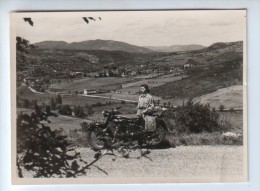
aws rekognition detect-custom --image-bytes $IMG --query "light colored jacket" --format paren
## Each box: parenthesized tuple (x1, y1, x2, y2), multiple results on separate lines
(137, 93, 155, 116)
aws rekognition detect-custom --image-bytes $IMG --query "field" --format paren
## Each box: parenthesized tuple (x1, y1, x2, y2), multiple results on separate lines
(17, 86, 51, 101)
(48, 73, 184, 95)
(49, 77, 135, 92)
(120, 75, 184, 94)
(197, 85, 243, 109)
(62, 95, 120, 106)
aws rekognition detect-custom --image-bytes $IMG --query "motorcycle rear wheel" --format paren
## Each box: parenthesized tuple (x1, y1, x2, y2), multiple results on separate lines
(86, 127, 106, 150)
(148, 124, 166, 146)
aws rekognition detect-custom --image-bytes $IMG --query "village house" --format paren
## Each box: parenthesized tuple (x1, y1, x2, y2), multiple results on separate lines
(23, 77, 38, 84)
(83, 89, 98, 95)
(83, 89, 108, 95)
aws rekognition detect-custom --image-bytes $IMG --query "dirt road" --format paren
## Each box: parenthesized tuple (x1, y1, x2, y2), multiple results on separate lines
(77, 145, 246, 182)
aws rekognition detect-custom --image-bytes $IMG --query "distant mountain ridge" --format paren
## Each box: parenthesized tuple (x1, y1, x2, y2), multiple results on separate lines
(34, 39, 206, 53)
(34, 39, 152, 53)
(33, 39, 241, 53)
(145, 44, 206, 52)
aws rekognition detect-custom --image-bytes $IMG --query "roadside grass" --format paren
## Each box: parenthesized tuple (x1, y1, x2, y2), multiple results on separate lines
(17, 104, 243, 148)
(165, 132, 243, 147)
(66, 110, 243, 148)
(163, 110, 243, 147)
(218, 110, 243, 134)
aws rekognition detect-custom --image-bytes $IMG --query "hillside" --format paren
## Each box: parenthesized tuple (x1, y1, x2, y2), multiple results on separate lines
(196, 85, 243, 109)
(150, 41, 243, 99)
(34, 41, 69, 49)
(34, 39, 152, 53)
(146, 44, 205, 52)
(19, 40, 243, 102)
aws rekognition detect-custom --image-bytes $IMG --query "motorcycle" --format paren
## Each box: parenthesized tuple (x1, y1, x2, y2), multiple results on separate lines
(81, 108, 172, 150)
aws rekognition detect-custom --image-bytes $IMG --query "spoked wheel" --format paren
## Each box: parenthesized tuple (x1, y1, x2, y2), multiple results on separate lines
(148, 124, 166, 146)
(86, 127, 107, 150)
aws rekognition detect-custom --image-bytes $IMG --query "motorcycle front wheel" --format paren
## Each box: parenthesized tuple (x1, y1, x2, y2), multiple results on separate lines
(86, 127, 107, 150)
(148, 124, 166, 146)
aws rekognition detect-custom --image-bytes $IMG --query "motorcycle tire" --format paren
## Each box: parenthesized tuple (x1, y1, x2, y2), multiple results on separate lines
(86, 127, 106, 150)
(149, 124, 166, 146)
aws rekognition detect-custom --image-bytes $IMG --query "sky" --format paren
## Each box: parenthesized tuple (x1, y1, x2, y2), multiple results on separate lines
(13, 10, 246, 47)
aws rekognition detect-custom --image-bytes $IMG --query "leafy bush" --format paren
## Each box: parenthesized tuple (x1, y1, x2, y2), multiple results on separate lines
(17, 112, 83, 177)
(16, 109, 107, 178)
(172, 99, 221, 134)
(58, 105, 72, 116)
(219, 104, 225, 111)
(50, 97, 56, 110)
(56, 94, 62, 104)
(73, 106, 86, 117)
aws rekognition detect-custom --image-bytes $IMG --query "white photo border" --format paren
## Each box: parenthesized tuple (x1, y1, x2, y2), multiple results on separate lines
(1, 0, 260, 191)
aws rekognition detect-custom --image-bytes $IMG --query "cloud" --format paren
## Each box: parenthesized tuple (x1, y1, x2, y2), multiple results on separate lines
(14, 10, 246, 46)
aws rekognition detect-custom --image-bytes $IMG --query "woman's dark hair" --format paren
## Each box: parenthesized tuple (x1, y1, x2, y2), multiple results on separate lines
(140, 84, 150, 93)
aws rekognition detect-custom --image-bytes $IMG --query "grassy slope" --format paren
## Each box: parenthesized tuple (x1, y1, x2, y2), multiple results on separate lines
(151, 43, 243, 99)
(196, 85, 243, 109)
(17, 86, 51, 101)
(151, 65, 242, 99)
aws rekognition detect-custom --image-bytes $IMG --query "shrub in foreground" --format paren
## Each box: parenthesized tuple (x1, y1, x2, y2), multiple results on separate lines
(164, 99, 229, 135)
(177, 99, 223, 134)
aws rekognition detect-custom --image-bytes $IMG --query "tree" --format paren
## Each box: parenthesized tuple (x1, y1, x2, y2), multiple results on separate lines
(219, 104, 225, 111)
(58, 105, 72, 116)
(50, 97, 56, 110)
(16, 36, 37, 71)
(23, 99, 30, 108)
(56, 94, 62, 104)
(46, 105, 51, 115)
(73, 106, 86, 117)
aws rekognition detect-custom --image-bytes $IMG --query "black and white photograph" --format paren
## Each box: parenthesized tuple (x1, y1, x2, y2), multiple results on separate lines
(11, 10, 247, 184)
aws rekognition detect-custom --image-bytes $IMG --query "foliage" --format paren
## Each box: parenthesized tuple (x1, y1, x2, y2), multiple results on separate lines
(50, 97, 56, 109)
(16, 36, 37, 71)
(73, 106, 86, 117)
(172, 99, 222, 134)
(16, 110, 92, 177)
(56, 94, 62, 104)
(219, 104, 225, 111)
(23, 99, 30, 108)
(45, 105, 51, 115)
(58, 105, 72, 116)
